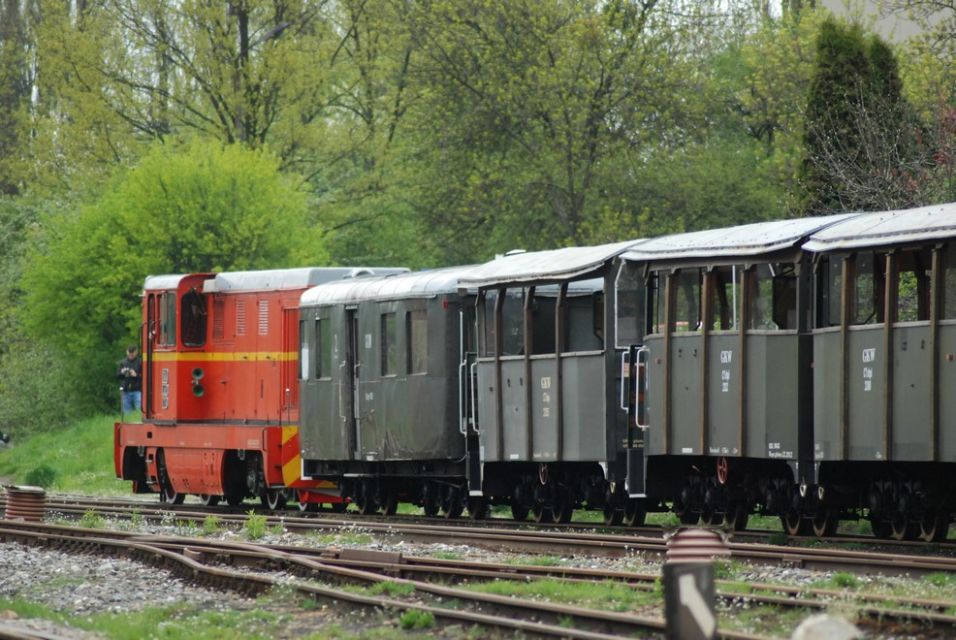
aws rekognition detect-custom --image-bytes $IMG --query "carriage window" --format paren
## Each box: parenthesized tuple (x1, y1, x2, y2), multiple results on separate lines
(709, 266, 737, 331)
(817, 256, 843, 328)
(407, 309, 428, 374)
(647, 272, 665, 335)
(318, 317, 332, 378)
(300, 320, 310, 380)
(615, 262, 644, 346)
(565, 292, 604, 352)
(381, 313, 397, 375)
(852, 251, 885, 325)
(159, 292, 177, 346)
(181, 289, 207, 347)
(675, 269, 702, 332)
(895, 249, 931, 323)
(749, 263, 797, 330)
(942, 247, 956, 320)
(530, 293, 556, 355)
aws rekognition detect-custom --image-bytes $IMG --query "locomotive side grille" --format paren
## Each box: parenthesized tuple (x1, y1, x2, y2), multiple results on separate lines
(236, 300, 246, 336)
(259, 300, 269, 335)
(213, 298, 225, 340)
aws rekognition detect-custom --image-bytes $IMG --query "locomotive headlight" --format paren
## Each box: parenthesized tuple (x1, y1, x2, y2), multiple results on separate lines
(192, 367, 205, 397)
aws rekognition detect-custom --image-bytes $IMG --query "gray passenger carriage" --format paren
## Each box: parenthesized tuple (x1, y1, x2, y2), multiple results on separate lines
(617, 216, 852, 530)
(804, 203, 956, 541)
(458, 241, 641, 524)
(297, 266, 480, 517)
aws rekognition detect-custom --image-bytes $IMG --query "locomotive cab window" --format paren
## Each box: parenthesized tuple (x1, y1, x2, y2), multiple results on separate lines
(181, 289, 207, 347)
(646, 272, 665, 335)
(159, 291, 177, 346)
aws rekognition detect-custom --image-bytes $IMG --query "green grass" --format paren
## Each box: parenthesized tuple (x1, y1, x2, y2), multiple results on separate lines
(244, 511, 268, 540)
(0, 414, 127, 495)
(462, 579, 659, 612)
(0, 598, 283, 640)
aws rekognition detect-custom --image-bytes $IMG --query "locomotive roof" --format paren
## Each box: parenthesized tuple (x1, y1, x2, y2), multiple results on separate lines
(620, 214, 855, 262)
(457, 240, 642, 289)
(144, 267, 408, 293)
(299, 265, 477, 307)
(802, 202, 956, 252)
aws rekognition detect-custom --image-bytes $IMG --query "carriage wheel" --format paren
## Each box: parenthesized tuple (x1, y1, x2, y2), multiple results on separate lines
(532, 504, 552, 523)
(603, 506, 623, 526)
(622, 499, 647, 527)
(511, 502, 530, 522)
(467, 497, 489, 520)
(728, 504, 749, 532)
(812, 508, 838, 538)
(919, 511, 949, 543)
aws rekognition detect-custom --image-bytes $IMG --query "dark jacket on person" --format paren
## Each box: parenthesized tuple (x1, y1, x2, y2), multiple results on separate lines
(117, 356, 143, 392)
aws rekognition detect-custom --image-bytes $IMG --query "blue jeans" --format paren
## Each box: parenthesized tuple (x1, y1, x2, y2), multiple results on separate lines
(122, 390, 142, 421)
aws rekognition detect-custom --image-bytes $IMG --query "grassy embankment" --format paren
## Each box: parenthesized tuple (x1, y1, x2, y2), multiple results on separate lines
(0, 414, 127, 494)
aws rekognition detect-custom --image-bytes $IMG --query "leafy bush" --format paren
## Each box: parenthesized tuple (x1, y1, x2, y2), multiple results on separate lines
(24, 464, 57, 488)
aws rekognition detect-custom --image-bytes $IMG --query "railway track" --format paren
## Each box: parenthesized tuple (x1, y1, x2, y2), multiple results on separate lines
(0, 519, 768, 640)
(2, 518, 955, 638)
(17, 494, 956, 577)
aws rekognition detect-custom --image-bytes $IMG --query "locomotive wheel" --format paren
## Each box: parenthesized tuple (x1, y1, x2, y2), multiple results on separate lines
(157, 452, 184, 505)
(532, 504, 552, 523)
(199, 494, 220, 507)
(262, 489, 287, 511)
(467, 497, 489, 520)
(161, 484, 185, 505)
(296, 490, 319, 513)
(811, 508, 838, 537)
(329, 501, 348, 513)
(622, 499, 646, 527)
(603, 507, 623, 526)
(225, 492, 245, 507)
(919, 511, 949, 543)
(443, 501, 464, 519)
(511, 503, 529, 522)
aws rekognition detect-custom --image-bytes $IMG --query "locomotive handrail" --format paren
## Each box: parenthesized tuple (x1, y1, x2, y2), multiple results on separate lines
(338, 361, 347, 423)
(635, 346, 649, 431)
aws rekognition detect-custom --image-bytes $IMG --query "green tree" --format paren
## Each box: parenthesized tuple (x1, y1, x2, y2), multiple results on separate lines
(801, 18, 928, 213)
(21, 139, 321, 416)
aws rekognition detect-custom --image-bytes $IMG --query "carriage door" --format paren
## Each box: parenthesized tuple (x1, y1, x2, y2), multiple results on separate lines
(346, 308, 361, 459)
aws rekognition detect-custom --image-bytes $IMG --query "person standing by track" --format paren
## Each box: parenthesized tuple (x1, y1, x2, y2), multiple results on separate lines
(117, 345, 142, 422)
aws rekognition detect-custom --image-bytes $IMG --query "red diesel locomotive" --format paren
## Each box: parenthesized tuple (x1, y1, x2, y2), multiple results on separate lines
(113, 267, 404, 509)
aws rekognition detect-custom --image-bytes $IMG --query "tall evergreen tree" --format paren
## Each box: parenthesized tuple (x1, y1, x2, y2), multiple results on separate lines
(801, 18, 928, 214)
